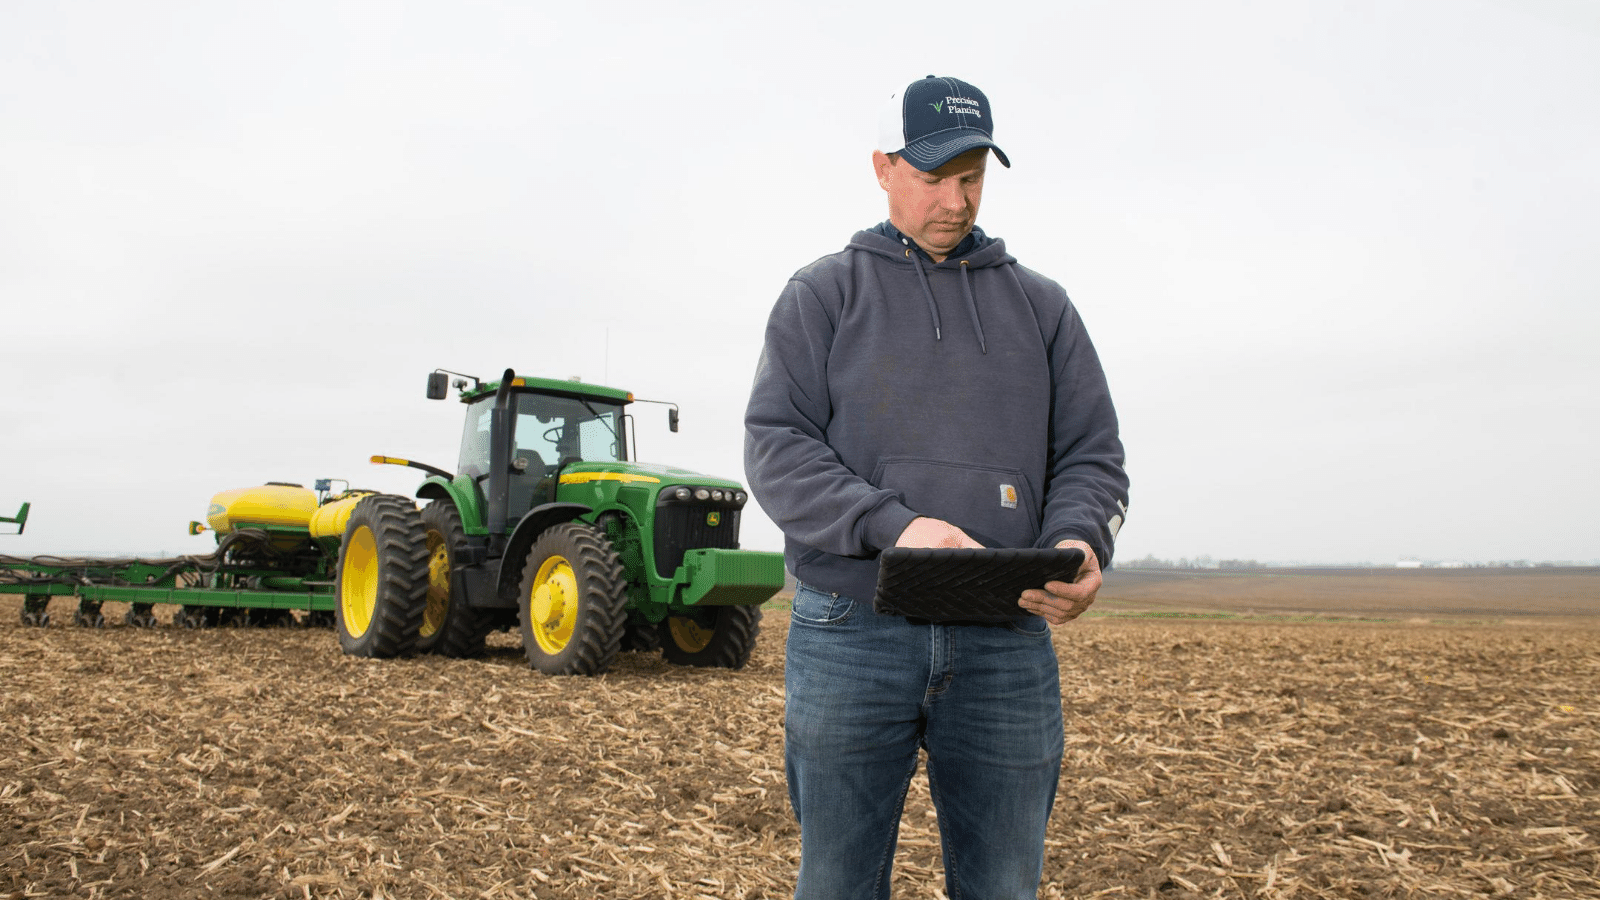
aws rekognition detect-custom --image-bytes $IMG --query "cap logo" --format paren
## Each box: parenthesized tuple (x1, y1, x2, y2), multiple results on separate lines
(947, 96, 982, 118)
(930, 100, 944, 113)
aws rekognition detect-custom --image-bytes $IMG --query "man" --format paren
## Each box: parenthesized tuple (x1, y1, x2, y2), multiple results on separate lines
(744, 75, 1129, 898)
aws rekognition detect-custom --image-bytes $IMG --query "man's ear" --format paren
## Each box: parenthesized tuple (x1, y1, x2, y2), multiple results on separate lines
(872, 150, 894, 191)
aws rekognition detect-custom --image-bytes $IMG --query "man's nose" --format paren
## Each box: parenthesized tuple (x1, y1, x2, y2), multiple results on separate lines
(936, 183, 967, 210)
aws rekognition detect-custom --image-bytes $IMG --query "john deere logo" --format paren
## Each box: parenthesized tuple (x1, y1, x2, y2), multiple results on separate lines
(706, 511, 721, 527)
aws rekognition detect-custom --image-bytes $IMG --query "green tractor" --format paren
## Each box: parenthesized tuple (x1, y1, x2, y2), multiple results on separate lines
(335, 368, 786, 676)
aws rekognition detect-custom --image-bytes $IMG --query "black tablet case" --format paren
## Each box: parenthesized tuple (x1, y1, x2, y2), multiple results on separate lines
(872, 547, 1086, 623)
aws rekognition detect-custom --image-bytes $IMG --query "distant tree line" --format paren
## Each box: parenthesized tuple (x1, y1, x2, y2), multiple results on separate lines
(1117, 554, 1264, 570)
(1118, 556, 1590, 570)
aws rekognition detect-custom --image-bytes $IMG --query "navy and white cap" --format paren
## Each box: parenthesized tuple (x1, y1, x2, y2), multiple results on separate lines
(877, 75, 1011, 172)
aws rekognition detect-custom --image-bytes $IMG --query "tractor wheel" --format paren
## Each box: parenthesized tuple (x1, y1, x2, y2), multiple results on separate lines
(416, 501, 491, 657)
(620, 616, 662, 653)
(662, 605, 763, 669)
(335, 494, 429, 658)
(517, 522, 627, 676)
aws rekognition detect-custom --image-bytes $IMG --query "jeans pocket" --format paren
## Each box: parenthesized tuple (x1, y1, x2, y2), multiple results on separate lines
(1006, 615, 1052, 637)
(790, 583, 855, 626)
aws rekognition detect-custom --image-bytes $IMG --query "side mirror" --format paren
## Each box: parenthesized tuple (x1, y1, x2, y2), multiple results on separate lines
(668, 408, 680, 433)
(426, 372, 448, 400)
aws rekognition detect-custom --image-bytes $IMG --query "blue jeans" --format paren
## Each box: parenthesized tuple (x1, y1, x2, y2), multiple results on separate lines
(785, 583, 1065, 900)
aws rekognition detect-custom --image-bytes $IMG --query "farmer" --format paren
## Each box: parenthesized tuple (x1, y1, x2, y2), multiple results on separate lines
(744, 75, 1131, 898)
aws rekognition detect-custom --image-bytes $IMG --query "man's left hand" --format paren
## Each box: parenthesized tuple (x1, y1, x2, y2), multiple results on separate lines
(1018, 540, 1101, 625)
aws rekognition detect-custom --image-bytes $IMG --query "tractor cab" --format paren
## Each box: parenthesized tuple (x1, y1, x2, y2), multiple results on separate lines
(455, 387, 628, 516)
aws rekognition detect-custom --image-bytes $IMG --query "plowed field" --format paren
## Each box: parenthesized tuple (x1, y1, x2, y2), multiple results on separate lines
(3, 569, 1596, 899)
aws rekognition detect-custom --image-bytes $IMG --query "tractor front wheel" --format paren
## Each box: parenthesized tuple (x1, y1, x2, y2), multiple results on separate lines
(517, 522, 627, 676)
(416, 501, 490, 657)
(335, 494, 428, 658)
(662, 605, 763, 669)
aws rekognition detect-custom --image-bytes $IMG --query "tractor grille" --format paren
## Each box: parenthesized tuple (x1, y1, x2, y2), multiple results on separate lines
(653, 505, 741, 577)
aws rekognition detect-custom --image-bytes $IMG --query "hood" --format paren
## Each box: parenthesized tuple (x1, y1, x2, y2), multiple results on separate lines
(845, 224, 1017, 353)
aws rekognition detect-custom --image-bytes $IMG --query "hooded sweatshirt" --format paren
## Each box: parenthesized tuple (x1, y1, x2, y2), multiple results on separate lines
(744, 223, 1129, 605)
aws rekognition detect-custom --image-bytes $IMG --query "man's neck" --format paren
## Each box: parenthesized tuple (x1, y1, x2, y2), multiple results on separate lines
(880, 220, 982, 263)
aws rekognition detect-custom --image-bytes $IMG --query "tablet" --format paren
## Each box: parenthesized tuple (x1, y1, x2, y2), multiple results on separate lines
(872, 546, 1086, 623)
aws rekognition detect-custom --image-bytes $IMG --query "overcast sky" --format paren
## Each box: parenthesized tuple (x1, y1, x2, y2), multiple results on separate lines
(4, 0, 1596, 565)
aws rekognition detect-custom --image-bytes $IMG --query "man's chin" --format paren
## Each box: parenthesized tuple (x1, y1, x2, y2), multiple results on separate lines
(924, 227, 970, 252)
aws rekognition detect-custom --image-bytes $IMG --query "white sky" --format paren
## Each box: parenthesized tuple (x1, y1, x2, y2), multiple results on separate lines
(3, 0, 1596, 565)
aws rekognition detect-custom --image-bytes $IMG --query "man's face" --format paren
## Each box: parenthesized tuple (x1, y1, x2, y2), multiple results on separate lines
(873, 147, 988, 262)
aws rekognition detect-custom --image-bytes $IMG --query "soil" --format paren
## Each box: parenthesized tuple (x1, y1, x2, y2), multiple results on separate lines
(2, 570, 1597, 899)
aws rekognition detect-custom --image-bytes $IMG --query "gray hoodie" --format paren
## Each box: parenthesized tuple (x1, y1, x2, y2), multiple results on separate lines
(744, 224, 1129, 604)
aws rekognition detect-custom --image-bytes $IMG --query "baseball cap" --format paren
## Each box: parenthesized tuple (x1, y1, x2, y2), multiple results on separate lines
(877, 75, 1011, 171)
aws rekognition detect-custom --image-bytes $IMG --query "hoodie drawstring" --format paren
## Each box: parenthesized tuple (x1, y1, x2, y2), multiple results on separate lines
(907, 249, 943, 342)
(960, 260, 987, 354)
(907, 249, 987, 354)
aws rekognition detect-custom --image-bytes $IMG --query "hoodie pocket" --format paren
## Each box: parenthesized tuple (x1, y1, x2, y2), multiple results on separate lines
(871, 456, 1040, 549)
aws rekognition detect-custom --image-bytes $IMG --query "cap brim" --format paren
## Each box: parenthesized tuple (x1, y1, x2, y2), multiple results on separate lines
(899, 131, 1011, 171)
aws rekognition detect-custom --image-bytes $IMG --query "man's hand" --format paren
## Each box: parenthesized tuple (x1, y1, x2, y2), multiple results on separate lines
(895, 516, 983, 549)
(1018, 539, 1101, 625)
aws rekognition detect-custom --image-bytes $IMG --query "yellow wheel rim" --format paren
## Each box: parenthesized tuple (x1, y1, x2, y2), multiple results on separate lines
(422, 529, 449, 639)
(340, 525, 378, 638)
(668, 615, 715, 654)
(530, 554, 578, 654)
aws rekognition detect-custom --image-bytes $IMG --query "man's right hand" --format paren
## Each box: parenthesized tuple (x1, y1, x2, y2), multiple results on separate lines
(895, 516, 984, 549)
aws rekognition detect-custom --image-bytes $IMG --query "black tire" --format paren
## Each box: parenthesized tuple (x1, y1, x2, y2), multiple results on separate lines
(620, 616, 662, 653)
(334, 494, 429, 658)
(74, 601, 105, 628)
(662, 605, 763, 669)
(21, 596, 50, 627)
(126, 604, 160, 628)
(175, 605, 223, 628)
(518, 522, 627, 676)
(416, 501, 491, 657)
(243, 608, 295, 628)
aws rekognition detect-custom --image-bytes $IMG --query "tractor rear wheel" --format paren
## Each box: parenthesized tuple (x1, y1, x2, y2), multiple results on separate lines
(662, 605, 763, 669)
(518, 522, 627, 676)
(335, 494, 428, 658)
(416, 501, 490, 657)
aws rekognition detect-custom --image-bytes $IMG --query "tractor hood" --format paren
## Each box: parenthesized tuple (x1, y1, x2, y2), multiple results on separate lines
(553, 460, 751, 520)
(557, 461, 744, 490)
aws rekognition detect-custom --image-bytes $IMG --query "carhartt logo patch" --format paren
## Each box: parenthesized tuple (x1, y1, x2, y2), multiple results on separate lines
(999, 484, 1018, 509)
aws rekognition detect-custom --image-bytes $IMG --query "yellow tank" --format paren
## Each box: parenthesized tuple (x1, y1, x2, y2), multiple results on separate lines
(307, 493, 375, 540)
(206, 483, 318, 534)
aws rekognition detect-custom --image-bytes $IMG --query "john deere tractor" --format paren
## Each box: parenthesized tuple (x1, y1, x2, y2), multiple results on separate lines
(335, 368, 785, 676)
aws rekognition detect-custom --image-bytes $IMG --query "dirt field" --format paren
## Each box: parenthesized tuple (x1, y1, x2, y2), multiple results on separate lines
(1096, 567, 1600, 624)
(2, 570, 1597, 899)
